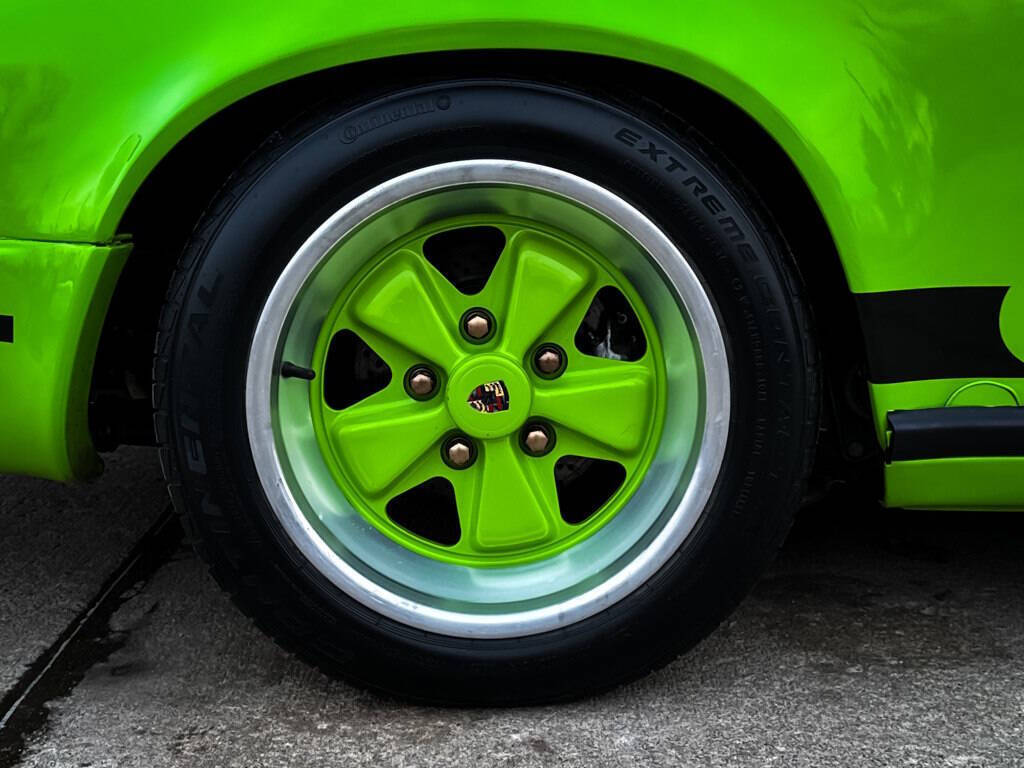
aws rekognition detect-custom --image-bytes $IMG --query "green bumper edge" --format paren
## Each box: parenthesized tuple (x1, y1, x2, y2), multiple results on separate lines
(871, 380, 1024, 510)
(885, 458, 1024, 511)
(0, 238, 130, 481)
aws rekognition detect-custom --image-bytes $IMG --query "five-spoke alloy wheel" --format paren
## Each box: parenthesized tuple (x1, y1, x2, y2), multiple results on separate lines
(157, 79, 817, 703)
(249, 160, 724, 634)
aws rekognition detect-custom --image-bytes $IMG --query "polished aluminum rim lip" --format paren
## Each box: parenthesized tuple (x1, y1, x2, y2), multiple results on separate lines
(246, 160, 730, 638)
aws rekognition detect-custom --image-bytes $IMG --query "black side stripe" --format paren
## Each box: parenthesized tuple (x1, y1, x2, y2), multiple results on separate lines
(0, 315, 12, 343)
(855, 286, 1024, 383)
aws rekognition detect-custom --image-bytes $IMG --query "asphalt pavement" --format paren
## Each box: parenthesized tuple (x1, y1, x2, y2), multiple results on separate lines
(1, 447, 1022, 767)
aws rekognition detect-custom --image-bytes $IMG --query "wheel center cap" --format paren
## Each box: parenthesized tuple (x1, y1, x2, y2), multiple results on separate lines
(446, 355, 531, 439)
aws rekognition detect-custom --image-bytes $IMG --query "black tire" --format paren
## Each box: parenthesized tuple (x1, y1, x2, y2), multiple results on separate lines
(154, 79, 818, 705)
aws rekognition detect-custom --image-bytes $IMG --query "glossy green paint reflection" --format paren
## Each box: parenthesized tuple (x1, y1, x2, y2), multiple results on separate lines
(310, 217, 668, 566)
(2, 0, 1024, 508)
(0, 239, 128, 480)
(3, 2, 1023, 302)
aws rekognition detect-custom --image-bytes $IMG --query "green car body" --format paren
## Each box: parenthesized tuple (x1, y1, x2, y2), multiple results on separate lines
(2, 0, 1023, 509)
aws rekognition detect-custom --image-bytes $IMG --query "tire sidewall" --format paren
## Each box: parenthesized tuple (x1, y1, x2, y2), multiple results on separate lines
(161, 79, 814, 702)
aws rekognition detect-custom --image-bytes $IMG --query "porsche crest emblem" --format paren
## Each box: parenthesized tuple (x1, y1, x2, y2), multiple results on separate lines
(467, 380, 510, 413)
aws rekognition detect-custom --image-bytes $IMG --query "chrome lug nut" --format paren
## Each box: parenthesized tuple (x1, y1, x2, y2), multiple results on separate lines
(525, 429, 549, 454)
(532, 346, 565, 378)
(406, 367, 436, 398)
(522, 424, 554, 457)
(460, 308, 496, 343)
(536, 350, 561, 374)
(410, 372, 434, 395)
(443, 436, 476, 469)
(464, 311, 491, 340)
(462, 309, 497, 344)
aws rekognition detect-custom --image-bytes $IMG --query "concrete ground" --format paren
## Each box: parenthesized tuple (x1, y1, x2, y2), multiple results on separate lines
(0, 448, 166, 695)
(1, 447, 1023, 767)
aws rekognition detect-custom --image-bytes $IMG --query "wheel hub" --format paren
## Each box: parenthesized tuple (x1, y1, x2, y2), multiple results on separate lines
(446, 354, 531, 439)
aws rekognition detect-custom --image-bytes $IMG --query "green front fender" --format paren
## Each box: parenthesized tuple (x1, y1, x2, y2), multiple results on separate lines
(2, 0, 1024, 501)
(1, 3, 856, 247)
(5, 0, 1021, 279)
(0, 239, 129, 481)
(4, 2, 1024, 318)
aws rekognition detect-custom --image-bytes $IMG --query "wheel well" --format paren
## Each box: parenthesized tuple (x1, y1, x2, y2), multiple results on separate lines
(92, 49, 876, 490)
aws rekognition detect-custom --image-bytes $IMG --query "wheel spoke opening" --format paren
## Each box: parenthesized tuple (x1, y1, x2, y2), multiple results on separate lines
(422, 225, 506, 295)
(386, 477, 461, 546)
(575, 285, 648, 361)
(554, 456, 627, 524)
(322, 329, 392, 410)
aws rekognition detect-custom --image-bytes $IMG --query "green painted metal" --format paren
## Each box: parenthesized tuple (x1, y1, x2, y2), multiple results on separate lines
(1, 0, 1023, 509)
(0, 239, 129, 481)
(308, 217, 667, 565)
(873, 379, 1024, 508)
(2, 2, 1022, 300)
(885, 457, 1024, 511)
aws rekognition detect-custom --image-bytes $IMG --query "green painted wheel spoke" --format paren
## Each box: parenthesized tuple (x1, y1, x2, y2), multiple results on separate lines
(529, 285, 603, 355)
(492, 229, 595, 358)
(547, 425, 627, 464)
(352, 249, 463, 370)
(465, 437, 559, 553)
(386, 453, 452, 502)
(533, 360, 654, 455)
(326, 395, 454, 495)
(309, 211, 669, 567)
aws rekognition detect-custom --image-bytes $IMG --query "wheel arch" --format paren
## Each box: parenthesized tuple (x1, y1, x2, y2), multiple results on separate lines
(93, 50, 869, 487)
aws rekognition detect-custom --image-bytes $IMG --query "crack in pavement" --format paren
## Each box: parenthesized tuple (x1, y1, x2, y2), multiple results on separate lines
(0, 508, 181, 767)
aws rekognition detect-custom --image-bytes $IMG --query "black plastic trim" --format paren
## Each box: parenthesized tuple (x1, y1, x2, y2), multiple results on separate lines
(856, 287, 1024, 383)
(888, 406, 1024, 461)
(0, 314, 12, 343)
